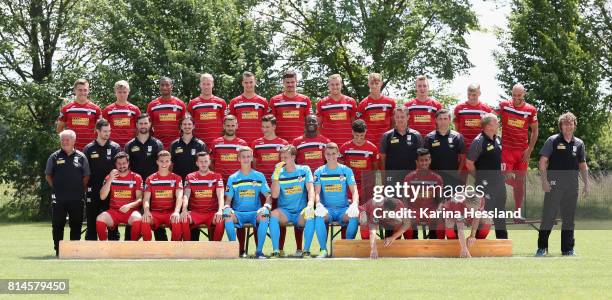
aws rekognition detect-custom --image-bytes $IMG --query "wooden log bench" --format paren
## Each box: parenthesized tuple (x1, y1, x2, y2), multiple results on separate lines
(332, 239, 512, 258)
(59, 241, 239, 259)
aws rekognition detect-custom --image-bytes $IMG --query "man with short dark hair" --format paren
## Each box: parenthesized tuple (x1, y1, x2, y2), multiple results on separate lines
(269, 70, 312, 142)
(146, 77, 187, 148)
(229, 72, 269, 144)
(169, 115, 207, 180)
(56, 79, 102, 150)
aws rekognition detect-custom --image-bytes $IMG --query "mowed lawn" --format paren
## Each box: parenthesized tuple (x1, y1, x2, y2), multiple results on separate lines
(1, 223, 611, 299)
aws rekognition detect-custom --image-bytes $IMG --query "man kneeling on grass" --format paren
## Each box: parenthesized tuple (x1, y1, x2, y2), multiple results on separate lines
(360, 197, 412, 259)
(441, 192, 492, 258)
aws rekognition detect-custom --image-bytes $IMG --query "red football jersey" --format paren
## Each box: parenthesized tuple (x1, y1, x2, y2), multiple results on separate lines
(316, 96, 357, 146)
(404, 98, 442, 136)
(497, 100, 538, 151)
(292, 135, 331, 172)
(228, 94, 269, 144)
(251, 137, 289, 180)
(184, 171, 224, 213)
(269, 93, 312, 142)
(453, 101, 494, 149)
(339, 140, 380, 186)
(102, 102, 141, 148)
(144, 172, 183, 213)
(210, 137, 249, 181)
(188, 95, 226, 146)
(403, 170, 443, 207)
(357, 95, 396, 145)
(58, 100, 102, 150)
(106, 171, 143, 210)
(146, 96, 187, 148)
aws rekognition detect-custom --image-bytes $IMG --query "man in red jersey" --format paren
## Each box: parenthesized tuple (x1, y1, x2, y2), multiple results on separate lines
(180, 152, 225, 241)
(141, 150, 183, 241)
(270, 70, 312, 142)
(102, 80, 141, 148)
(57, 79, 101, 150)
(251, 114, 289, 181)
(340, 119, 380, 239)
(229, 72, 269, 144)
(361, 197, 412, 259)
(146, 77, 186, 148)
(404, 75, 442, 137)
(293, 114, 331, 172)
(96, 152, 144, 241)
(497, 83, 538, 220)
(453, 83, 494, 151)
(357, 73, 395, 145)
(316, 74, 357, 146)
(210, 115, 249, 182)
(188, 73, 226, 146)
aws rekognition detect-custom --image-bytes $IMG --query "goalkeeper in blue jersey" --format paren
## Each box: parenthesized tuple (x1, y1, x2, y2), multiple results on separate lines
(311, 142, 360, 258)
(268, 145, 316, 258)
(224, 146, 271, 259)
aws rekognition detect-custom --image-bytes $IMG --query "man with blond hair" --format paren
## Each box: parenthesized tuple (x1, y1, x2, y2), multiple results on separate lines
(102, 80, 141, 148)
(188, 73, 227, 146)
(57, 79, 102, 150)
(404, 75, 442, 137)
(316, 74, 358, 146)
(357, 73, 395, 145)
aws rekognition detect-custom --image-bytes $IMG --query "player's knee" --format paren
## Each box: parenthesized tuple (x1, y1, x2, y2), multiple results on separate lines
(270, 209, 281, 218)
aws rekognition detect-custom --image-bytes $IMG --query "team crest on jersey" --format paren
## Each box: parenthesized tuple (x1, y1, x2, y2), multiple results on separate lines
(340, 174, 345, 181)
(298, 175, 304, 182)
(131, 146, 140, 152)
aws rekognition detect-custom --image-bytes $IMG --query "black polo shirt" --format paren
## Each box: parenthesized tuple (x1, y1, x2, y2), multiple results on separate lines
(83, 139, 121, 188)
(45, 149, 90, 201)
(467, 132, 503, 184)
(380, 128, 422, 171)
(424, 129, 465, 171)
(539, 133, 586, 185)
(170, 136, 207, 179)
(125, 136, 164, 180)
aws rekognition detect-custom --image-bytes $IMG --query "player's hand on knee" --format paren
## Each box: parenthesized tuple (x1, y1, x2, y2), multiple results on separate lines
(302, 205, 315, 220)
(180, 211, 190, 223)
(214, 209, 223, 223)
(314, 202, 328, 217)
(346, 204, 359, 218)
(119, 204, 131, 213)
(171, 211, 180, 223)
(257, 203, 271, 218)
(223, 206, 234, 218)
(142, 211, 152, 223)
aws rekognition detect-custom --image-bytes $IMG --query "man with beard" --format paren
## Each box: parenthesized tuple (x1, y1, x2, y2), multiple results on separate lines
(169, 116, 207, 179)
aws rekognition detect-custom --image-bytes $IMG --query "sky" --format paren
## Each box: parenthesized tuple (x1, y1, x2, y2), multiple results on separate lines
(446, 0, 511, 105)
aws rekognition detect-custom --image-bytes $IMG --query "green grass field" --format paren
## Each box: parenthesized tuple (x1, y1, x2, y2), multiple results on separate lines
(1, 223, 611, 299)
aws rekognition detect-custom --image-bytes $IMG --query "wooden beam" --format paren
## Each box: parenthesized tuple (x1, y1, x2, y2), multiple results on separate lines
(332, 239, 512, 258)
(59, 241, 239, 259)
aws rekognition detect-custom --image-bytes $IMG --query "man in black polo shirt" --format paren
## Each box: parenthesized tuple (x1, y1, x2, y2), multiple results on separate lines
(170, 115, 207, 179)
(536, 112, 588, 257)
(45, 130, 90, 256)
(424, 108, 466, 189)
(380, 106, 423, 185)
(125, 113, 166, 240)
(466, 113, 507, 239)
(83, 118, 121, 240)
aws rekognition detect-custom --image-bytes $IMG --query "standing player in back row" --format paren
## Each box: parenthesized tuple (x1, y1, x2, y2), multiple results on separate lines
(357, 73, 395, 145)
(269, 70, 312, 142)
(229, 72, 269, 144)
(404, 75, 442, 137)
(316, 74, 358, 146)
(102, 80, 141, 148)
(497, 83, 538, 220)
(146, 77, 186, 148)
(188, 73, 227, 146)
(57, 79, 101, 150)
(453, 83, 494, 155)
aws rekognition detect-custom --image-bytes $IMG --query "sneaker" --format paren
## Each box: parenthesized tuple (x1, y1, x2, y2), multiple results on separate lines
(270, 251, 281, 259)
(255, 252, 267, 259)
(279, 250, 286, 257)
(294, 250, 303, 258)
(562, 249, 576, 256)
(302, 251, 311, 258)
(316, 250, 328, 259)
(240, 252, 248, 258)
(534, 248, 548, 257)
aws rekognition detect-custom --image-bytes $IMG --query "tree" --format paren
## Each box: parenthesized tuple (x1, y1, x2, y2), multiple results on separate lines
(266, 0, 478, 100)
(0, 0, 92, 219)
(495, 0, 610, 152)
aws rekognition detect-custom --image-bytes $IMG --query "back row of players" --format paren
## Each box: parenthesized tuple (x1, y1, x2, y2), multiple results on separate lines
(54, 71, 539, 257)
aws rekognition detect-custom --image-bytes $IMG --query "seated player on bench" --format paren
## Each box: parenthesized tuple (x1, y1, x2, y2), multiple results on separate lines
(141, 150, 184, 241)
(311, 142, 360, 258)
(403, 148, 445, 239)
(268, 145, 315, 258)
(180, 151, 225, 241)
(441, 192, 492, 258)
(96, 152, 144, 241)
(223, 146, 271, 258)
(360, 197, 412, 259)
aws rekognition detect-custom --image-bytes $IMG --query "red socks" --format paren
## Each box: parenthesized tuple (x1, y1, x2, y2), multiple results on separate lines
(96, 221, 108, 241)
(181, 221, 192, 241)
(141, 222, 152, 241)
(130, 220, 142, 241)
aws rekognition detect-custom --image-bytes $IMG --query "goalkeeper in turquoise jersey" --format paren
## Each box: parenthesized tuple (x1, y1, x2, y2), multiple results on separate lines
(268, 145, 315, 258)
(311, 142, 360, 258)
(223, 146, 271, 258)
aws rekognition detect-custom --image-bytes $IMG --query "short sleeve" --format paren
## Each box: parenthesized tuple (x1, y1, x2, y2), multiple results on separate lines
(144, 178, 151, 192)
(225, 178, 235, 198)
(577, 141, 587, 163)
(313, 169, 322, 186)
(304, 166, 314, 183)
(345, 167, 356, 185)
(530, 107, 538, 124)
(539, 136, 555, 158)
(260, 174, 271, 195)
(58, 105, 67, 122)
(216, 174, 224, 188)
(175, 176, 183, 189)
(467, 138, 483, 162)
(45, 155, 55, 175)
(379, 132, 389, 154)
(136, 175, 144, 191)
(81, 155, 91, 177)
(456, 134, 466, 154)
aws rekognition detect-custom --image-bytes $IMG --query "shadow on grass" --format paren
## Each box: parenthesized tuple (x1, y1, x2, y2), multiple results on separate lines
(21, 255, 57, 260)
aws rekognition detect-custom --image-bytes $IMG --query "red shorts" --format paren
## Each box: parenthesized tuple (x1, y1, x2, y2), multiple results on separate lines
(502, 148, 528, 172)
(106, 209, 137, 226)
(189, 211, 221, 228)
(441, 198, 485, 224)
(150, 211, 174, 229)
